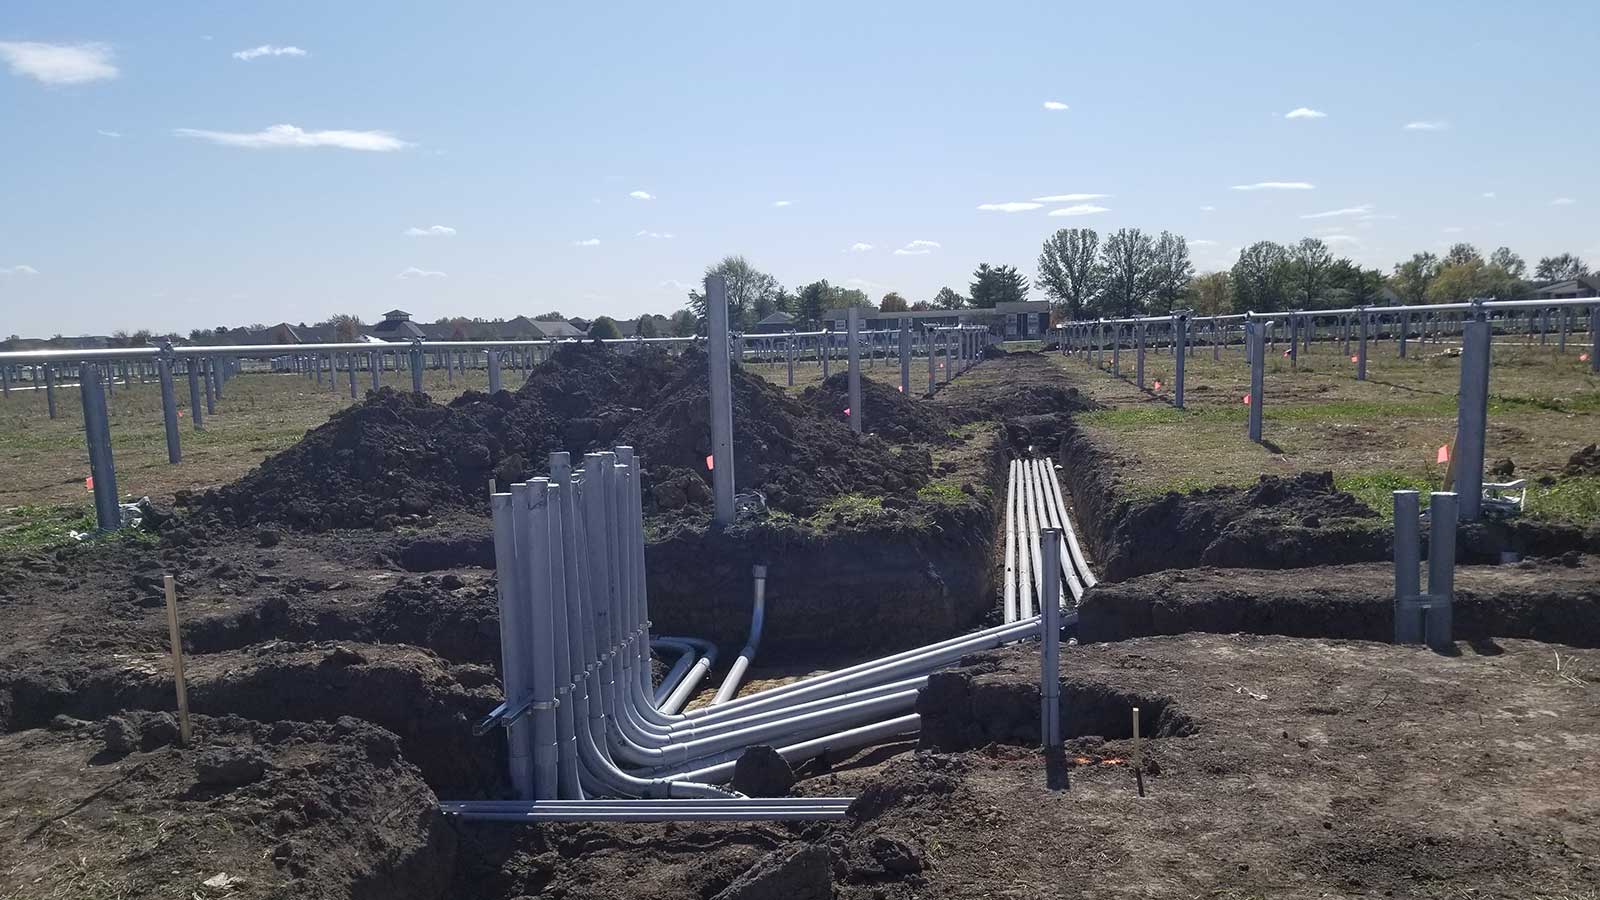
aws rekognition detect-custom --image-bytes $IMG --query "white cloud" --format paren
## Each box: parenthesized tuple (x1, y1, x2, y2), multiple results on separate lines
(0, 41, 118, 85)
(1190, 239, 1218, 246)
(976, 201, 1043, 212)
(772, 200, 792, 207)
(1356, 212, 1397, 221)
(1032, 193, 1109, 203)
(96, 129, 121, 138)
(1042, 100, 1069, 111)
(629, 190, 654, 200)
(848, 242, 874, 252)
(1231, 181, 1315, 191)
(1481, 192, 1496, 199)
(1285, 107, 1326, 119)
(1403, 121, 1447, 131)
(174, 124, 411, 151)
(1300, 204, 1373, 219)
(893, 240, 940, 256)
(1551, 197, 1576, 206)
(1047, 204, 1110, 216)
(572, 238, 601, 247)
(397, 267, 446, 279)
(1, 264, 40, 276)
(635, 230, 674, 239)
(1199, 205, 1216, 211)
(404, 225, 456, 237)
(232, 44, 307, 61)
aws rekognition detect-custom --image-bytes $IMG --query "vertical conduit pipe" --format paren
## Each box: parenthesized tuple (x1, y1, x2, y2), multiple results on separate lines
(490, 491, 535, 799)
(1040, 527, 1062, 749)
(711, 565, 767, 705)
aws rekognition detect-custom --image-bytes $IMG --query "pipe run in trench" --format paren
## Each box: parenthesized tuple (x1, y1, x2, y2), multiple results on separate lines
(1004, 457, 1097, 624)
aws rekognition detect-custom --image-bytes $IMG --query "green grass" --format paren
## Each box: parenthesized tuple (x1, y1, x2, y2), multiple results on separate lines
(1335, 471, 1438, 520)
(916, 479, 972, 506)
(808, 492, 887, 527)
(1526, 475, 1600, 522)
(0, 503, 159, 554)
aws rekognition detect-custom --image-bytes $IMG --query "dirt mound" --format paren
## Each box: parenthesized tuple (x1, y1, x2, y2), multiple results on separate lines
(3, 713, 451, 900)
(1095, 471, 1387, 579)
(799, 372, 953, 444)
(1566, 443, 1600, 476)
(621, 349, 933, 516)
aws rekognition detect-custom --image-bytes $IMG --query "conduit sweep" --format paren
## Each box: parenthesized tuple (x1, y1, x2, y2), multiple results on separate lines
(450, 446, 1045, 823)
(1004, 457, 1097, 624)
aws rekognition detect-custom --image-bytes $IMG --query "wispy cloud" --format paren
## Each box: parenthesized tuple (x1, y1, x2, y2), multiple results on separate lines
(1481, 191, 1496, 199)
(1285, 107, 1326, 119)
(96, 129, 121, 138)
(1, 264, 40, 276)
(976, 201, 1042, 212)
(1032, 193, 1110, 203)
(772, 200, 792, 207)
(572, 238, 601, 247)
(1042, 100, 1069, 111)
(635, 230, 674, 239)
(893, 240, 940, 256)
(175, 124, 411, 151)
(1047, 204, 1110, 216)
(1322, 234, 1359, 244)
(1199, 205, 1216, 212)
(0, 41, 118, 85)
(1403, 121, 1447, 131)
(232, 44, 307, 61)
(629, 190, 654, 200)
(1551, 197, 1576, 206)
(1190, 239, 1218, 247)
(404, 224, 456, 237)
(1300, 204, 1373, 219)
(1231, 181, 1315, 191)
(848, 242, 874, 252)
(397, 266, 446, 279)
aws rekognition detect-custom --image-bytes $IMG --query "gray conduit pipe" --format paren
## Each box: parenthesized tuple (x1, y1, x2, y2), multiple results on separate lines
(441, 800, 852, 823)
(1004, 461, 1019, 623)
(650, 639, 698, 707)
(711, 565, 766, 705)
(543, 464, 585, 800)
(489, 493, 535, 799)
(1040, 459, 1098, 589)
(664, 713, 924, 784)
(1026, 460, 1079, 605)
(511, 481, 559, 800)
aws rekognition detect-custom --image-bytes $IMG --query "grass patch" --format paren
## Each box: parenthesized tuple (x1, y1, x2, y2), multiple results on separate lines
(0, 505, 97, 553)
(1335, 471, 1438, 520)
(808, 492, 887, 527)
(1526, 476, 1600, 522)
(916, 479, 971, 506)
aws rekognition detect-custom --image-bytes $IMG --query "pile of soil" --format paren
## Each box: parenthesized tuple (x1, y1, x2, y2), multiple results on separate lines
(620, 350, 933, 517)
(1566, 442, 1600, 476)
(1091, 470, 1387, 579)
(202, 343, 932, 529)
(798, 372, 953, 444)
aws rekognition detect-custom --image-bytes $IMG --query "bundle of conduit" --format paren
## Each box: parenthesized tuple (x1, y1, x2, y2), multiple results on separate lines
(1003, 457, 1097, 623)
(442, 446, 1054, 823)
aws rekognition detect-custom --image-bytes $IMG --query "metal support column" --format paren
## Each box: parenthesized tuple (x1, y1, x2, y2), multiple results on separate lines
(1392, 490, 1422, 644)
(706, 275, 736, 527)
(186, 360, 204, 430)
(1136, 324, 1146, 388)
(409, 344, 424, 394)
(1174, 313, 1188, 409)
(158, 351, 181, 464)
(80, 364, 120, 531)
(1040, 527, 1061, 749)
(1357, 312, 1369, 380)
(44, 364, 57, 418)
(1248, 322, 1264, 442)
(1455, 315, 1490, 522)
(847, 308, 862, 434)
(898, 319, 911, 396)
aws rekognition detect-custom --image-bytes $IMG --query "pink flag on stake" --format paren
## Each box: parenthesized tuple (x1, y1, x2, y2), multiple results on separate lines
(85, 476, 94, 490)
(843, 407, 851, 417)
(1436, 444, 1449, 464)
(1283, 349, 1291, 358)
(1242, 394, 1251, 405)
(1350, 355, 1358, 363)
(896, 385, 903, 393)
(1153, 380, 1162, 391)
(704, 454, 714, 471)
(1583, 353, 1591, 362)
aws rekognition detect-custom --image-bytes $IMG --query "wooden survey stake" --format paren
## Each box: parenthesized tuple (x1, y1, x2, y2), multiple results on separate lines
(163, 575, 192, 745)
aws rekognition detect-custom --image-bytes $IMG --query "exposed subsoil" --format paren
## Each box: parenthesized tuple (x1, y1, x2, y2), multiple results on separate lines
(1079, 555, 1600, 646)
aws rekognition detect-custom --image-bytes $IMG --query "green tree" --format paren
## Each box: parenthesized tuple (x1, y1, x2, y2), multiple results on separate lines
(1230, 241, 1291, 312)
(837, 288, 874, 311)
(1534, 253, 1589, 282)
(909, 300, 934, 311)
(534, 311, 566, 321)
(687, 255, 782, 329)
(1389, 252, 1441, 305)
(795, 280, 840, 326)
(1097, 229, 1156, 317)
(1037, 227, 1101, 320)
(1148, 231, 1193, 314)
(969, 263, 1030, 308)
(932, 286, 966, 309)
(669, 309, 698, 337)
(635, 314, 659, 338)
(1444, 242, 1482, 267)
(1288, 238, 1333, 307)
(879, 291, 909, 312)
(1325, 258, 1385, 308)
(1190, 271, 1233, 315)
(1489, 247, 1527, 280)
(317, 313, 365, 341)
(588, 316, 621, 339)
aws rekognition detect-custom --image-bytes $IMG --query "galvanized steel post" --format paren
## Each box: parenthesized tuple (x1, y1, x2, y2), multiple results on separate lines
(898, 319, 911, 396)
(1392, 489, 1422, 645)
(186, 360, 204, 430)
(44, 363, 57, 418)
(847, 308, 862, 434)
(1455, 313, 1490, 522)
(1248, 322, 1264, 443)
(409, 342, 424, 394)
(1136, 323, 1146, 388)
(79, 364, 121, 531)
(488, 350, 503, 393)
(1174, 312, 1188, 409)
(1357, 310, 1369, 381)
(1039, 527, 1061, 749)
(1591, 307, 1599, 373)
(926, 327, 936, 394)
(1425, 492, 1458, 651)
(706, 275, 736, 526)
(158, 348, 181, 464)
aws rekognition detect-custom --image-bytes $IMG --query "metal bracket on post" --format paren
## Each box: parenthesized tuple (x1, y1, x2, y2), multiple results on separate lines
(706, 275, 736, 527)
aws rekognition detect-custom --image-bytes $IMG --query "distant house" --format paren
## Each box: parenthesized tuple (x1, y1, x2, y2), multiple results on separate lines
(528, 319, 586, 339)
(752, 311, 796, 333)
(369, 309, 427, 342)
(1529, 276, 1600, 301)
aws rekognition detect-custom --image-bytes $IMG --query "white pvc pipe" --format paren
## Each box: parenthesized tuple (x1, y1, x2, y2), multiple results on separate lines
(711, 565, 766, 705)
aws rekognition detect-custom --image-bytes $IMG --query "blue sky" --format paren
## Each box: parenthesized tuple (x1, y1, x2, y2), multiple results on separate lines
(2, 1, 1595, 336)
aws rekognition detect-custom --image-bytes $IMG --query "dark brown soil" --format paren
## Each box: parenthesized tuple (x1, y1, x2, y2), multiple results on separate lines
(1078, 556, 1600, 646)
(798, 372, 953, 444)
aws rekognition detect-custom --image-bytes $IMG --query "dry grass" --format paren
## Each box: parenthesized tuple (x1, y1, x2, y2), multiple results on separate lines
(1045, 335, 1600, 519)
